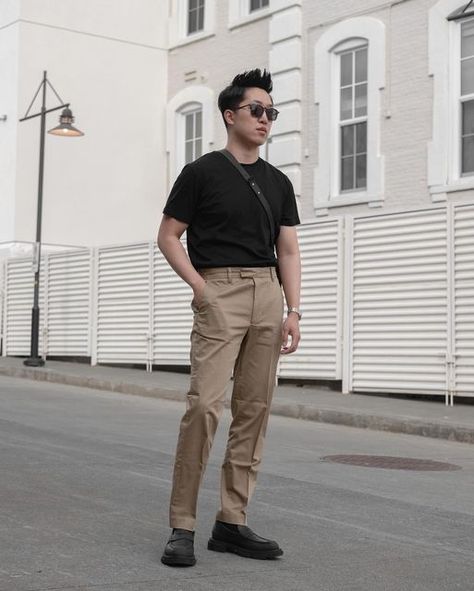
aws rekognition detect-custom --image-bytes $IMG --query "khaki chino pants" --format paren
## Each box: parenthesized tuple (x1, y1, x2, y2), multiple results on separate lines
(169, 267, 283, 531)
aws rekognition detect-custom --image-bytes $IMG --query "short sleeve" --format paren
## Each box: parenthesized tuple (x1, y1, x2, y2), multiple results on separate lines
(163, 164, 198, 224)
(280, 175, 300, 226)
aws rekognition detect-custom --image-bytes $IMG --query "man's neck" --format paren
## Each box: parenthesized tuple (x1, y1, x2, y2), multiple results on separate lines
(224, 140, 260, 164)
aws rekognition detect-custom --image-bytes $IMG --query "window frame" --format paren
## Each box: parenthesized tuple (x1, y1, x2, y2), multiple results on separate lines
(337, 45, 369, 194)
(249, 0, 269, 13)
(228, 0, 273, 30)
(182, 105, 203, 165)
(314, 20, 385, 216)
(187, 0, 205, 35)
(166, 86, 215, 188)
(428, 0, 474, 199)
(169, 0, 215, 48)
(458, 18, 474, 176)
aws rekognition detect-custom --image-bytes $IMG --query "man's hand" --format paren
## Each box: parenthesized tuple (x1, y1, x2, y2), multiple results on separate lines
(192, 277, 207, 308)
(281, 314, 300, 355)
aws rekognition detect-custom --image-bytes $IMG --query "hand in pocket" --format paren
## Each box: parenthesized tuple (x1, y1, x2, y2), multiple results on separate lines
(192, 279, 207, 310)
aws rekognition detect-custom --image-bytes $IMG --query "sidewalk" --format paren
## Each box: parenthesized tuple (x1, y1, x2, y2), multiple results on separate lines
(1, 356, 473, 444)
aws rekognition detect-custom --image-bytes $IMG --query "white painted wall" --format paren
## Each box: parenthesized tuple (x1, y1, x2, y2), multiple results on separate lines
(0, 0, 20, 243)
(3, 0, 168, 250)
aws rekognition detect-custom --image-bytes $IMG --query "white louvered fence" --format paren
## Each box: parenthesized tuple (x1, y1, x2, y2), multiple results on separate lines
(1, 203, 473, 401)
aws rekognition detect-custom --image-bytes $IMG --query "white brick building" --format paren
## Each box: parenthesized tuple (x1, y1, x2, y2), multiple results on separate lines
(3, 0, 474, 252)
(167, 0, 474, 220)
(2, 1, 473, 397)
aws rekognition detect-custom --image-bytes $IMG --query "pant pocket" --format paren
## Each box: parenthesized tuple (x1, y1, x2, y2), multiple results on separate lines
(191, 280, 211, 313)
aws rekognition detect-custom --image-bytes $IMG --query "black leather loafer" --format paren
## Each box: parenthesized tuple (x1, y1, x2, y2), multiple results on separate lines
(207, 521, 283, 560)
(161, 528, 196, 567)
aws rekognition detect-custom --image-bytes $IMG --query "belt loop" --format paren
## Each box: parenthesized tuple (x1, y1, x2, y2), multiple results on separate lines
(227, 267, 231, 284)
(270, 267, 275, 281)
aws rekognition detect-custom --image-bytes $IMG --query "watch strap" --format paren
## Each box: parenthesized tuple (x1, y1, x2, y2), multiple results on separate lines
(287, 306, 302, 320)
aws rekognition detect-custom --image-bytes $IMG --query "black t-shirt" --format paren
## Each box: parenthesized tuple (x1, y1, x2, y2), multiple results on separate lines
(163, 151, 300, 269)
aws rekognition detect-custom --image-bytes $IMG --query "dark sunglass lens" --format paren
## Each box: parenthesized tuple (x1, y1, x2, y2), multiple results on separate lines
(267, 108, 278, 121)
(250, 104, 264, 118)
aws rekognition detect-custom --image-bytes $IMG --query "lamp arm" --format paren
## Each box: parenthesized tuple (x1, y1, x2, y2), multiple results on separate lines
(20, 103, 70, 123)
(46, 78, 66, 106)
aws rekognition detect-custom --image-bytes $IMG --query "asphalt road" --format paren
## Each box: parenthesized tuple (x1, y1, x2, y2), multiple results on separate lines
(1, 375, 473, 591)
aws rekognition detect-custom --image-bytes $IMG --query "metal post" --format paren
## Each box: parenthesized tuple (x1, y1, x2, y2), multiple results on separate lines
(24, 71, 47, 367)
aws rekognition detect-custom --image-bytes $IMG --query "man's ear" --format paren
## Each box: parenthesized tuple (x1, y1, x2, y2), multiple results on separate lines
(224, 109, 235, 127)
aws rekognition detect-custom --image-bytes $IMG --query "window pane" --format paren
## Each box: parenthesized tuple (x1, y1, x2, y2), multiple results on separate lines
(340, 87, 353, 120)
(340, 53, 353, 87)
(250, 0, 268, 10)
(195, 110, 202, 138)
(355, 83, 368, 117)
(185, 113, 194, 140)
(197, 5, 204, 31)
(355, 47, 368, 83)
(356, 122, 367, 154)
(189, 0, 198, 9)
(185, 141, 193, 164)
(461, 20, 474, 59)
(461, 57, 474, 95)
(356, 154, 367, 188)
(463, 100, 474, 135)
(462, 136, 474, 173)
(195, 138, 202, 159)
(341, 157, 354, 191)
(188, 9, 197, 34)
(341, 125, 354, 157)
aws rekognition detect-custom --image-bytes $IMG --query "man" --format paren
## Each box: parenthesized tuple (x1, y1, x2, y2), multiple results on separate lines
(157, 69, 301, 567)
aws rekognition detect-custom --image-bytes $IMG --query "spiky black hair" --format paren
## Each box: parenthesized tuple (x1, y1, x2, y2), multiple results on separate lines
(218, 68, 273, 127)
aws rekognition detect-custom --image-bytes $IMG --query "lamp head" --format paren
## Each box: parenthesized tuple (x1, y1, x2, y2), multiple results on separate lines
(48, 107, 84, 136)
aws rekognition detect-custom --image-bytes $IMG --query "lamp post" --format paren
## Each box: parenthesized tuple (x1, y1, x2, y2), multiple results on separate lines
(20, 71, 84, 367)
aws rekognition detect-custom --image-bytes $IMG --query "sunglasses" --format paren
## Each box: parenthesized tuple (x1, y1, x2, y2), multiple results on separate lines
(234, 102, 279, 121)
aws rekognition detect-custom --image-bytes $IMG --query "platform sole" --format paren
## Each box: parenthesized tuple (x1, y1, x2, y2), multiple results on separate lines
(207, 537, 283, 560)
(161, 554, 196, 567)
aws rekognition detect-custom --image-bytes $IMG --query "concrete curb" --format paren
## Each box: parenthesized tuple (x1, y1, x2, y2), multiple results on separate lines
(1, 365, 474, 445)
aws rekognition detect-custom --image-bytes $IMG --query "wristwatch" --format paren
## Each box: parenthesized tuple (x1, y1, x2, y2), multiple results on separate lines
(287, 307, 302, 320)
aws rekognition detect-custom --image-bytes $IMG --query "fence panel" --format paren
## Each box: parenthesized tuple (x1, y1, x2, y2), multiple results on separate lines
(1, 204, 471, 402)
(46, 250, 91, 357)
(350, 208, 449, 395)
(0, 262, 4, 354)
(3, 257, 46, 357)
(279, 220, 343, 380)
(95, 243, 151, 364)
(153, 243, 194, 365)
(453, 203, 474, 397)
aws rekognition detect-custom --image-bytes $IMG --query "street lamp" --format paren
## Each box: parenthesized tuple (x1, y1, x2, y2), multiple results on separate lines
(19, 71, 84, 367)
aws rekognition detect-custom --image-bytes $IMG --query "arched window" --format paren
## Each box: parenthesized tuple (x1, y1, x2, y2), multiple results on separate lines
(338, 42, 368, 193)
(181, 103, 203, 165)
(429, 0, 474, 199)
(314, 17, 385, 215)
(166, 86, 214, 186)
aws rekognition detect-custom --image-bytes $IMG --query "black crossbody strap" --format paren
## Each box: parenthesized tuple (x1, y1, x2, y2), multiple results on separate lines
(219, 149, 276, 246)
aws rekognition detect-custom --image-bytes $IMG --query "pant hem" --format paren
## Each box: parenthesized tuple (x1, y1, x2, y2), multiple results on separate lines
(215, 510, 247, 525)
(170, 517, 196, 531)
